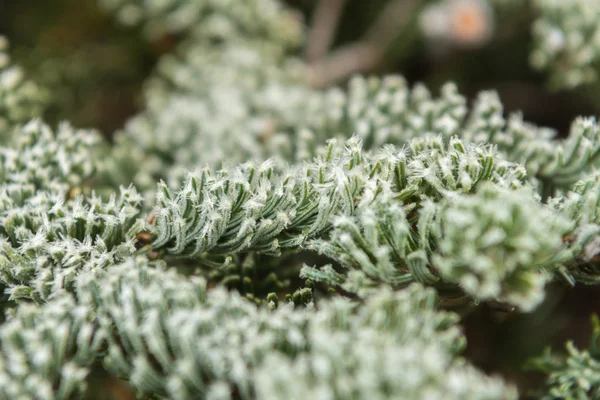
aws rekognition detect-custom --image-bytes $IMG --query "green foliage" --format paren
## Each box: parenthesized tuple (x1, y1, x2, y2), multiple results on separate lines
(0, 257, 516, 399)
(151, 137, 365, 259)
(0, 295, 100, 399)
(531, 0, 600, 89)
(0, 121, 145, 302)
(0, 120, 98, 192)
(528, 315, 600, 399)
(98, 0, 304, 47)
(462, 92, 600, 195)
(1, 0, 600, 398)
(0, 37, 47, 140)
(547, 177, 600, 286)
(303, 136, 533, 303)
(433, 184, 572, 311)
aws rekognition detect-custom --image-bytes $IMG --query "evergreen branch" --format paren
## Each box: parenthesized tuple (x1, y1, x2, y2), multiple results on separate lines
(2, 1, 600, 397)
(464, 92, 600, 193)
(528, 315, 600, 399)
(0, 121, 146, 302)
(0, 296, 101, 399)
(0, 186, 145, 302)
(305, 167, 600, 311)
(293, 79, 600, 195)
(548, 176, 600, 285)
(151, 137, 368, 259)
(152, 135, 526, 261)
(432, 183, 572, 311)
(0, 257, 516, 399)
(0, 120, 100, 194)
(283, 76, 469, 159)
(307, 180, 572, 311)
(111, 62, 600, 203)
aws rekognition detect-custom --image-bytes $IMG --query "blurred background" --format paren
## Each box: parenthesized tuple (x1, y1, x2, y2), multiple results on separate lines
(1, 0, 599, 398)
(2, 0, 599, 136)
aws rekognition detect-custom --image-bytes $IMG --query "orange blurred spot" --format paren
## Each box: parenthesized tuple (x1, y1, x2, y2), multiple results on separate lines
(451, 2, 489, 45)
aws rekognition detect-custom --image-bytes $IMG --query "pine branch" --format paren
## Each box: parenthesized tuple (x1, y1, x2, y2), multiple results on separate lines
(150, 132, 585, 311)
(111, 60, 600, 204)
(279, 76, 470, 160)
(304, 168, 600, 311)
(0, 295, 101, 399)
(432, 183, 572, 311)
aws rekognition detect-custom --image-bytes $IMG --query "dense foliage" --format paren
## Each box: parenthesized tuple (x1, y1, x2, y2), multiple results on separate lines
(1, 0, 600, 399)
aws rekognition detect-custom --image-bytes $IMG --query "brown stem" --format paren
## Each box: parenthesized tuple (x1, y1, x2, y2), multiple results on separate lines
(308, 0, 422, 88)
(305, 0, 347, 62)
(308, 42, 383, 88)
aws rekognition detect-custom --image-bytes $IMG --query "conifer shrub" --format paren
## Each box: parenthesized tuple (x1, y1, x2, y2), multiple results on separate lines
(1, 0, 600, 398)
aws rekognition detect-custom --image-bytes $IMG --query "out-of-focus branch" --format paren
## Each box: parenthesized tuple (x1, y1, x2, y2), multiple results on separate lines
(307, 42, 383, 88)
(308, 0, 422, 88)
(305, 0, 347, 62)
(363, 0, 420, 44)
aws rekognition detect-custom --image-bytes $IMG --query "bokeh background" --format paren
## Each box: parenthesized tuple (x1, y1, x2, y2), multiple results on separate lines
(1, 0, 599, 398)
